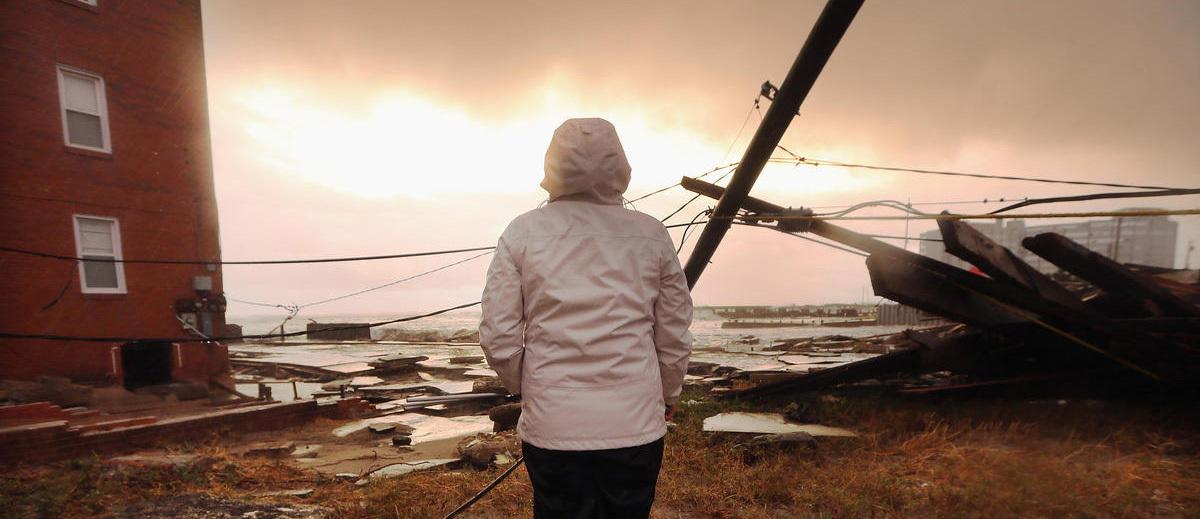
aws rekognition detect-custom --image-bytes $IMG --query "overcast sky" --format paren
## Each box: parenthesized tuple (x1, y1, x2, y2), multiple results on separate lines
(200, 0, 1200, 318)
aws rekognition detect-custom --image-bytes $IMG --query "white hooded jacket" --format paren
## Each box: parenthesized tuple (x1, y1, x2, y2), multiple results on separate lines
(479, 118, 694, 451)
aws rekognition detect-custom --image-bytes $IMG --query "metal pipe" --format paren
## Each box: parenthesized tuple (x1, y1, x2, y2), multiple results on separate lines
(683, 0, 865, 288)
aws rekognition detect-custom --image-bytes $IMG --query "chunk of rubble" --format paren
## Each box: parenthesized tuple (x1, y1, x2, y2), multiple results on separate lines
(734, 431, 819, 465)
(2, 376, 94, 407)
(357, 458, 461, 484)
(368, 423, 396, 434)
(447, 329, 481, 343)
(701, 412, 857, 437)
(349, 376, 384, 387)
(243, 442, 296, 458)
(108, 453, 217, 471)
(333, 413, 491, 441)
(471, 377, 507, 394)
(456, 431, 520, 468)
(258, 488, 314, 498)
(107, 493, 328, 519)
(292, 444, 321, 459)
(488, 402, 522, 432)
(368, 354, 428, 374)
(736, 431, 817, 450)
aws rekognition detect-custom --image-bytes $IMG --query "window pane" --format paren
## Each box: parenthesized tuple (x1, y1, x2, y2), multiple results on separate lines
(77, 217, 116, 254)
(82, 256, 119, 288)
(62, 73, 99, 113)
(77, 217, 113, 236)
(66, 110, 104, 148)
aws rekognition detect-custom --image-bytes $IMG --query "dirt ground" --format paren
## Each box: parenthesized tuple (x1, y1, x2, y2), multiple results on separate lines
(2, 386, 1197, 518)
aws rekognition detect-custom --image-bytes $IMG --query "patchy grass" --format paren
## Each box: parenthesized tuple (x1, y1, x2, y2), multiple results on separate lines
(2, 388, 1197, 518)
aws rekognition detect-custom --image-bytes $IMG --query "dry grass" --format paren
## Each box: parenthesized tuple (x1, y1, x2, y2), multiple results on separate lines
(2, 388, 1197, 518)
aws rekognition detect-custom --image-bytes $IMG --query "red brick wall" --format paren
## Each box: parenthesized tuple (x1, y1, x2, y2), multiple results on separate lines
(0, 0, 227, 383)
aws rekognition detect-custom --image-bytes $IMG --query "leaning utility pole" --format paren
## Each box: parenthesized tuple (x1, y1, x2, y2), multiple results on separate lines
(683, 0, 865, 289)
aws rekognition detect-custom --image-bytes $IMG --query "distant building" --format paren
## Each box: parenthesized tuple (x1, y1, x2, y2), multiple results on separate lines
(918, 210, 1179, 273)
(0, 0, 228, 387)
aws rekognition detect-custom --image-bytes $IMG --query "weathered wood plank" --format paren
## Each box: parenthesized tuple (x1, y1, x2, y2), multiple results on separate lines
(1023, 233, 1200, 317)
(937, 214, 1086, 311)
(866, 254, 1026, 328)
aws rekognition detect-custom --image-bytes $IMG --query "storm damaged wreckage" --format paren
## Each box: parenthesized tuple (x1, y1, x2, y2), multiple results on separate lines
(679, 176, 1200, 400)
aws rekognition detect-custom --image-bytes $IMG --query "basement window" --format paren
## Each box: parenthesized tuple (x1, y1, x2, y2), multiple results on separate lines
(73, 215, 126, 293)
(56, 65, 111, 153)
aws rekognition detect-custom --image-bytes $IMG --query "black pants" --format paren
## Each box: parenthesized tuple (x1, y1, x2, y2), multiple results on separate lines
(522, 437, 665, 519)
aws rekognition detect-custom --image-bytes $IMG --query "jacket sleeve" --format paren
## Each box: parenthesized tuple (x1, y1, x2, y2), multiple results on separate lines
(653, 239, 694, 406)
(479, 235, 525, 395)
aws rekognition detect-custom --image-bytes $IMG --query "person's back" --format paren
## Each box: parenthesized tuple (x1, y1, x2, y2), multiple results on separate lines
(480, 118, 693, 517)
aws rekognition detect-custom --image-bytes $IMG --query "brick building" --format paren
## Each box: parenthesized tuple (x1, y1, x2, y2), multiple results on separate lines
(0, 0, 229, 387)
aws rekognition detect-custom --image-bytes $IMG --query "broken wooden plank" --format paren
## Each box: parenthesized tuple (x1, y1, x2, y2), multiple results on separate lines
(724, 347, 922, 398)
(937, 214, 1086, 311)
(867, 254, 1026, 328)
(1023, 233, 1200, 318)
(682, 176, 1191, 382)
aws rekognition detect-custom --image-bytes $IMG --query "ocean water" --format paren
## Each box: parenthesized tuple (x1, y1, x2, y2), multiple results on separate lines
(229, 308, 909, 350)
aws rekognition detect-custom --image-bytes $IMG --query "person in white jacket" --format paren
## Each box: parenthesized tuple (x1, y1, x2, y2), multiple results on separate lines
(479, 117, 694, 518)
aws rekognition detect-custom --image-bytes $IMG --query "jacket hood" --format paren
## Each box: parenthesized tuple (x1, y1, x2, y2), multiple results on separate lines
(541, 118, 631, 204)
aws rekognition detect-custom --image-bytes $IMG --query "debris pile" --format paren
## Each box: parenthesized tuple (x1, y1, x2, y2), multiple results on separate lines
(679, 176, 1200, 398)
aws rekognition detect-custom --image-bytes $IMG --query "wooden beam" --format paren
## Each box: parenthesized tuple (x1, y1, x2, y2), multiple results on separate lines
(867, 254, 1026, 328)
(1023, 233, 1200, 318)
(937, 215, 1086, 311)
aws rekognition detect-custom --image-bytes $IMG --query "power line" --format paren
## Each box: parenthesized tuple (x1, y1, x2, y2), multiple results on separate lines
(0, 245, 496, 266)
(298, 250, 494, 309)
(808, 197, 1026, 210)
(660, 169, 735, 224)
(676, 209, 713, 254)
(626, 162, 738, 204)
(768, 152, 1193, 191)
(729, 208, 1200, 222)
(225, 296, 296, 311)
(988, 188, 1200, 214)
(0, 301, 481, 343)
(732, 221, 868, 257)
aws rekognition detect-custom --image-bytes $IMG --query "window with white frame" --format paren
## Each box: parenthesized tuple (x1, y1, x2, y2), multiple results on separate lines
(73, 215, 126, 293)
(56, 66, 111, 152)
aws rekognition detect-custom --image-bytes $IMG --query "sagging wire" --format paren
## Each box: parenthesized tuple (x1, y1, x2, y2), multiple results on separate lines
(0, 244, 497, 266)
(0, 301, 482, 343)
(40, 264, 75, 311)
(988, 188, 1200, 214)
(625, 162, 739, 204)
(730, 219, 869, 258)
(298, 250, 495, 309)
(809, 197, 1028, 210)
(766, 152, 1194, 191)
(676, 208, 714, 254)
(721, 208, 1200, 223)
(660, 169, 737, 224)
(810, 199, 928, 217)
